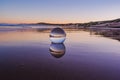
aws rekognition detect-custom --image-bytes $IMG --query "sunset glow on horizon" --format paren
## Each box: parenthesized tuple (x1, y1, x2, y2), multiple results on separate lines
(0, 0, 120, 24)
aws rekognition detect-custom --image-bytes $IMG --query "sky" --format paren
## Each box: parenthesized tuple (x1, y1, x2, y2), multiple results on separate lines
(0, 0, 120, 24)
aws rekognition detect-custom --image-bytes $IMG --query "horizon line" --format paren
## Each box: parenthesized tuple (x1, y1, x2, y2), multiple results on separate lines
(0, 18, 120, 24)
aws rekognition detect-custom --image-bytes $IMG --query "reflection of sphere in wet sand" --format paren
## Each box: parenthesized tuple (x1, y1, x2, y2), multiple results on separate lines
(50, 28, 66, 43)
(49, 43, 65, 58)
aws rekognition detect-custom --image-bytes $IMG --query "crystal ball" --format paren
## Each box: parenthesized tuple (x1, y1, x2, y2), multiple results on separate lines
(50, 27, 66, 43)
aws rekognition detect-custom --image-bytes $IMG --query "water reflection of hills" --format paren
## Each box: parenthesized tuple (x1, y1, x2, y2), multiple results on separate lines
(90, 28, 120, 41)
(0, 26, 120, 42)
(38, 28, 120, 42)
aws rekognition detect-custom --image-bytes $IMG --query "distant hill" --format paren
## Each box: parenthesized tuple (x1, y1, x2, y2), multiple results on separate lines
(89, 18, 120, 28)
(0, 18, 120, 27)
(102, 18, 120, 23)
(0, 23, 17, 26)
(76, 18, 120, 28)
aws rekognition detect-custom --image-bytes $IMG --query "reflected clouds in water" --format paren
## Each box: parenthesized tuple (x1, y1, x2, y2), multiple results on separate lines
(49, 43, 66, 58)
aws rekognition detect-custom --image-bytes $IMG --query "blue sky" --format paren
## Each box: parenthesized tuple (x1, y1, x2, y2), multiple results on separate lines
(0, 0, 120, 23)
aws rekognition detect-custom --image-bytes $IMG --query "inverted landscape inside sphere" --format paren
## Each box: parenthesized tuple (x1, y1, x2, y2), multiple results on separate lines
(50, 27, 66, 43)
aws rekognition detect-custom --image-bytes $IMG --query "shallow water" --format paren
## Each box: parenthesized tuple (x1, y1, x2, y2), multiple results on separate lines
(0, 28, 120, 80)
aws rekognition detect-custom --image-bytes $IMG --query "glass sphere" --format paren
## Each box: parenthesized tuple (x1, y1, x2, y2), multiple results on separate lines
(50, 28, 66, 43)
(49, 43, 65, 58)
